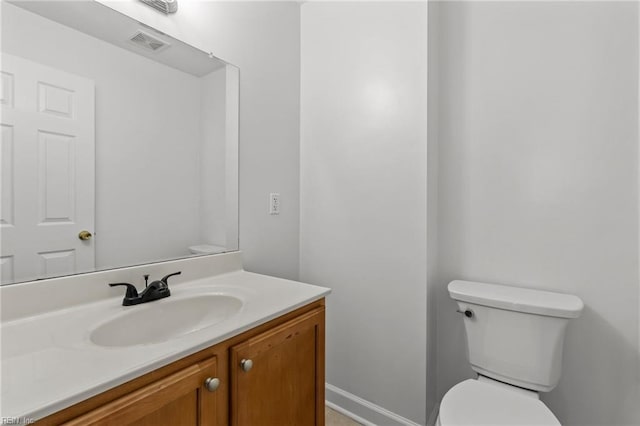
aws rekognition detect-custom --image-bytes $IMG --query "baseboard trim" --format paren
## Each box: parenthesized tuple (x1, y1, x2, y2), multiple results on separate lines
(325, 383, 423, 426)
(326, 400, 377, 426)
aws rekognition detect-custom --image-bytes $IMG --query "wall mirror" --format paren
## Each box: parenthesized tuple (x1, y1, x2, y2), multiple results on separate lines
(0, 1, 239, 285)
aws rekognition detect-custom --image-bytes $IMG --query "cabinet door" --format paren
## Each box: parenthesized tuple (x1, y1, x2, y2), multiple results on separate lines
(230, 307, 325, 426)
(64, 356, 220, 426)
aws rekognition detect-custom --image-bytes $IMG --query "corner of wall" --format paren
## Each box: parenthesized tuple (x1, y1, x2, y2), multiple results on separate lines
(637, 0, 640, 383)
(426, 0, 441, 418)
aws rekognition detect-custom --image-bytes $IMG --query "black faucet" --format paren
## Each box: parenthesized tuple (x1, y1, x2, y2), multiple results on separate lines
(109, 272, 181, 306)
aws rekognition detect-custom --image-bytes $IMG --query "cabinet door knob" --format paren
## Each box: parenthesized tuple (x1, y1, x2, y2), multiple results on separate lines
(204, 377, 220, 392)
(240, 359, 253, 372)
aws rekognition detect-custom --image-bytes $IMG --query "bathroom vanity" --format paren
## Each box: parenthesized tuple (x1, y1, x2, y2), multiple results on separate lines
(0, 252, 330, 425)
(41, 300, 325, 425)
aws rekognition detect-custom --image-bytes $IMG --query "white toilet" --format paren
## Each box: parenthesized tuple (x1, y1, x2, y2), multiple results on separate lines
(437, 280, 584, 426)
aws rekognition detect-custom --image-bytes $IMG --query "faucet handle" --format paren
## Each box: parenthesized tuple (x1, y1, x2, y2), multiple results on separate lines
(160, 271, 182, 284)
(109, 283, 139, 299)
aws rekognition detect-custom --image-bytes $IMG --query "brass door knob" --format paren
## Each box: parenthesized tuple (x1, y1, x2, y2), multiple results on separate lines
(78, 230, 93, 241)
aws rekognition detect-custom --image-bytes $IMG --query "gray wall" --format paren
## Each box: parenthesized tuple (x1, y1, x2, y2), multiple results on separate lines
(432, 2, 640, 425)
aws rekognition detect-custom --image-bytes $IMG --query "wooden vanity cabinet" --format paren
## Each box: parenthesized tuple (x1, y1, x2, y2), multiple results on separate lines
(230, 307, 325, 426)
(64, 357, 219, 426)
(38, 299, 325, 426)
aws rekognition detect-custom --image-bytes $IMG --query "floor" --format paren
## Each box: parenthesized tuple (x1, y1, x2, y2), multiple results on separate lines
(325, 407, 361, 426)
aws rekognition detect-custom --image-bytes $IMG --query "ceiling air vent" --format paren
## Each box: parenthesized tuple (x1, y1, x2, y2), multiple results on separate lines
(139, 0, 178, 14)
(128, 31, 170, 53)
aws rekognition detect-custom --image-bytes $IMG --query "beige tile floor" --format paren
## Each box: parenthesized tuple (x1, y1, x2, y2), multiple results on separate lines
(325, 407, 361, 426)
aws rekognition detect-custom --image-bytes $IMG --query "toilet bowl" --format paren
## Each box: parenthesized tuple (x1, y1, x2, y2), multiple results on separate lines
(436, 378, 559, 426)
(437, 280, 583, 426)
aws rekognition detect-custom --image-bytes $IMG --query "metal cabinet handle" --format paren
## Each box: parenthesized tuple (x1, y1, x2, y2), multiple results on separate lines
(204, 377, 220, 392)
(240, 359, 253, 372)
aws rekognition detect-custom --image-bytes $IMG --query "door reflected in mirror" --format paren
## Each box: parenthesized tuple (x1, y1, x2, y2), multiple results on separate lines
(0, 1, 239, 285)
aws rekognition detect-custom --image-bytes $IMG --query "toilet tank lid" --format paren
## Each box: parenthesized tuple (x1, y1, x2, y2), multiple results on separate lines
(448, 280, 584, 318)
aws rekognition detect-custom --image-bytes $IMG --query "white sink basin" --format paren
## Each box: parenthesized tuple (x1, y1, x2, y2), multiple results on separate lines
(90, 294, 243, 347)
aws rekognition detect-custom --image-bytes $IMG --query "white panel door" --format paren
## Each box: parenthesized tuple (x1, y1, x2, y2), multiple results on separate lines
(0, 53, 95, 284)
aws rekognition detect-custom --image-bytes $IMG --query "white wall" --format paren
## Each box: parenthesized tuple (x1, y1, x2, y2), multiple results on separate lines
(224, 68, 239, 252)
(99, 0, 302, 280)
(300, 2, 430, 424)
(433, 2, 640, 425)
(199, 66, 239, 252)
(200, 67, 227, 247)
(2, 3, 204, 269)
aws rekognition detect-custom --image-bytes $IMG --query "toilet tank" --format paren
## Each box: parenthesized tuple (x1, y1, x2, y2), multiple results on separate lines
(449, 280, 583, 392)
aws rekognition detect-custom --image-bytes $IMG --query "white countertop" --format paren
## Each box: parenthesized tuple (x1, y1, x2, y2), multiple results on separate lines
(0, 254, 330, 421)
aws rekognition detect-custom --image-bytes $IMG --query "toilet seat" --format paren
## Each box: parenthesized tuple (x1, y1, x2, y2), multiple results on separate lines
(439, 379, 560, 426)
